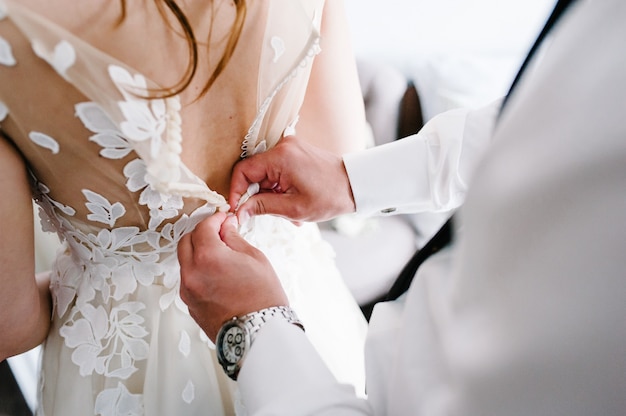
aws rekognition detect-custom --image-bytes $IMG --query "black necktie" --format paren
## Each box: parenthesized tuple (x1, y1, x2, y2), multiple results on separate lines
(384, 0, 577, 302)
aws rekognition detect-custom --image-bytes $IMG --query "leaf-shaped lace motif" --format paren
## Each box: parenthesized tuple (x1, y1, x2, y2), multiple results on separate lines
(179, 330, 191, 357)
(0, 35, 16, 66)
(29, 131, 60, 154)
(108, 66, 167, 159)
(271, 36, 285, 63)
(35, 182, 76, 218)
(76, 102, 119, 132)
(60, 303, 109, 376)
(50, 254, 83, 318)
(83, 189, 126, 227)
(108, 65, 193, 201)
(122, 158, 183, 230)
(182, 380, 195, 404)
(92, 133, 134, 159)
(94, 382, 143, 416)
(31, 39, 76, 77)
(0, 100, 7, 121)
(76, 102, 133, 159)
(60, 302, 149, 379)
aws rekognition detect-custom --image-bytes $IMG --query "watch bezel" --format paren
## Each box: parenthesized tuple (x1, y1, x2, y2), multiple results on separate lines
(216, 318, 250, 380)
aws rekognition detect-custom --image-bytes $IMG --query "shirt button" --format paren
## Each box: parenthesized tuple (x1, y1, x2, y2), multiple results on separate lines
(380, 207, 396, 214)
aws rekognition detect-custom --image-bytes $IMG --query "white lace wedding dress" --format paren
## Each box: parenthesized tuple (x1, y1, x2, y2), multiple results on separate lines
(0, 1, 367, 415)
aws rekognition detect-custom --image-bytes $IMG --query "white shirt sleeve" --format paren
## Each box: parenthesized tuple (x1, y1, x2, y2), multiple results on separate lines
(343, 101, 499, 217)
(238, 319, 373, 415)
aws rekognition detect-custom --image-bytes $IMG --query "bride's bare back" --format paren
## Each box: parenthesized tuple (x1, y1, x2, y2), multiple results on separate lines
(4, 0, 263, 206)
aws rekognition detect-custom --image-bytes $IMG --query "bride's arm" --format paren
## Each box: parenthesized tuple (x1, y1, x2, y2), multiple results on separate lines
(0, 134, 51, 361)
(296, 0, 367, 155)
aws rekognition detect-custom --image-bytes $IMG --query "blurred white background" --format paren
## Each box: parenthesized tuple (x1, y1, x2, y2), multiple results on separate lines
(344, 0, 556, 119)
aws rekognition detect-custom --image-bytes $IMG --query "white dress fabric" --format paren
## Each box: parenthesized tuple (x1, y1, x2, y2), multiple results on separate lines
(0, 1, 367, 415)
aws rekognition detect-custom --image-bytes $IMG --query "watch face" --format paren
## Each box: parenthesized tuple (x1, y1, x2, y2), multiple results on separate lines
(217, 321, 249, 368)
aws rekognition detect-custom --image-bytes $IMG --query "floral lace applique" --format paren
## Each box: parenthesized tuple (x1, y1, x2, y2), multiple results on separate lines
(94, 382, 144, 416)
(270, 36, 285, 63)
(75, 101, 185, 231)
(0, 100, 7, 121)
(28, 94, 216, 413)
(108, 65, 227, 208)
(0, 35, 14, 66)
(76, 101, 134, 159)
(108, 65, 184, 191)
(109, 65, 168, 158)
(182, 380, 195, 404)
(60, 301, 150, 379)
(32, 39, 75, 78)
(0, 9, 16, 67)
(178, 330, 191, 357)
(36, 180, 213, 343)
(34, 181, 76, 221)
(29, 131, 60, 154)
(124, 159, 184, 230)
(83, 190, 126, 227)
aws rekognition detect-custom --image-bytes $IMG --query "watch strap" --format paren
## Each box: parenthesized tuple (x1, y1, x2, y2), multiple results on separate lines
(241, 305, 304, 343)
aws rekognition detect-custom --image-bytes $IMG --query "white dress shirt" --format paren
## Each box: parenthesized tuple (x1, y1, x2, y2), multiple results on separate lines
(238, 0, 626, 414)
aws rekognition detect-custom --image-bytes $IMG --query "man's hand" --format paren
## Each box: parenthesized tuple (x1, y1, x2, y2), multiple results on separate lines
(229, 136, 356, 223)
(178, 212, 288, 341)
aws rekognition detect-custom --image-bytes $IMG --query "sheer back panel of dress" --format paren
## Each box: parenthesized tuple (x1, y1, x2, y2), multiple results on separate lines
(0, 0, 271, 230)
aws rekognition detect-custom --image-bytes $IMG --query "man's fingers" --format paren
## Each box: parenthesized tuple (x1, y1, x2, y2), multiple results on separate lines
(230, 160, 264, 211)
(235, 192, 301, 224)
(186, 212, 229, 257)
(229, 153, 285, 212)
(177, 233, 193, 267)
(218, 215, 259, 256)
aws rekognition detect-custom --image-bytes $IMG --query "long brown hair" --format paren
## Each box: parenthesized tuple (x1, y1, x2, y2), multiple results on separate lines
(118, 0, 247, 99)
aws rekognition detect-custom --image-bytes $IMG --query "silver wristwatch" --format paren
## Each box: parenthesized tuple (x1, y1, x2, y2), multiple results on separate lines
(216, 306, 304, 380)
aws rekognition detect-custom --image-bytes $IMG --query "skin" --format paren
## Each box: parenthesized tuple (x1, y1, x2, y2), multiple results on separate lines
(297, 0, 366, 156)
(230, 135, 356, 223)
(179, 136, 356, 341)
(0, 137, 51, 360)
(178, 212, 287, 341)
